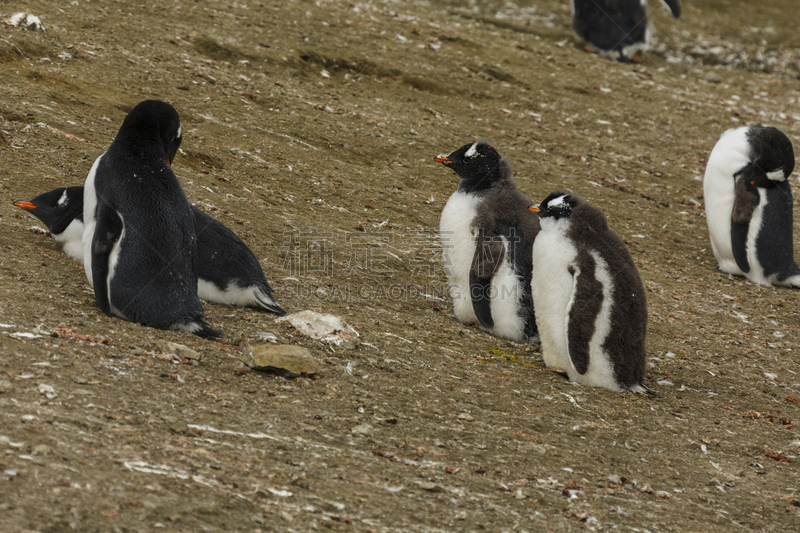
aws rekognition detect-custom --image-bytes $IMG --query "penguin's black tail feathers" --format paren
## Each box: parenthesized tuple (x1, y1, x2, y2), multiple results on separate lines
(254, 288, 288, 316)
(177, 319, 223, 340)
(195, 323, 223, 340)
(629, 382, 659, 398)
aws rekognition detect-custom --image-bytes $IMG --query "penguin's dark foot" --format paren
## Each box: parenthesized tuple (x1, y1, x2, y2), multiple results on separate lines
(629, 51, 644, 63)
(525, 334, 541, 346)
(549, 367, 570, 380)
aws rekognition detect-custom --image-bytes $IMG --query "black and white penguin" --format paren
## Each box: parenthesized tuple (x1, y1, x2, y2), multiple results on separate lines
(704, 125, 799, 286)
(529, 192, 652, 394)
(15, 186, 287, 314)
(436, 140, 540, 344)
(571, 0, 681, 62)
(82, 100, 220, 338)
(13, 186, 85, 262)
(192, 208, 286, 314)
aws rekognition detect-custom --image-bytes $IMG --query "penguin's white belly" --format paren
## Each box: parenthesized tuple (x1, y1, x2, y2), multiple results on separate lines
(55, 218, 85, 263)
(440, 191, 479, 325)
(532, 226, 622, 390)
(488, 241, 525, 342)
(531, 224, 576, 371)
(704, 128, 750, 276)
(198, 279, 258, 306)
(82, 154, 104, 286)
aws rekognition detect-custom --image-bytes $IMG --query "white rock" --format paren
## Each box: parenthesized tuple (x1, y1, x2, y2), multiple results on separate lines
(276, 310, 360, 349)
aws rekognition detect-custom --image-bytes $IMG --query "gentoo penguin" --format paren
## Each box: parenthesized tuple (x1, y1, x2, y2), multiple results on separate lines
(13, 186, 85, 262)
(704, 125, 799, 286)
(14, 186, 287, 314)
(192, 208, 286, 314)
(529, 192, 652, 394)
(82, 100, 220, 338)
(571, 0, 681, 62)
(436, 140, 540, 344)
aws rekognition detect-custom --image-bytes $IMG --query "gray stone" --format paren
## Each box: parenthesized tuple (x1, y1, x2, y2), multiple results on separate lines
(244, 344, 323, 377)
(418, 482, 445, 492)
(704, 71, 722, 84)
(351, 423, 372, 436)
(156, 341, 200, 361)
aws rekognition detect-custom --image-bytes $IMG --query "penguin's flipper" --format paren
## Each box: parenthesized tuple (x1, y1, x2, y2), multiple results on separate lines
(90, 202, 124, 316)
(566, 260, 603, 376)
(659, 0, 681, 18)
(730, 173, 760, 274)
(730, 218, 751, 274)
(469, 237, 505, 330)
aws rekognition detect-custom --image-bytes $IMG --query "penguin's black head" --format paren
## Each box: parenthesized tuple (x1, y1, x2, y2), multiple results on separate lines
(435, 140, 510, 193)
(747, 125, 795, 184)
(13, 186, 84, 234)
(528, 191, 578, 220)
(117, 100, 182, 167)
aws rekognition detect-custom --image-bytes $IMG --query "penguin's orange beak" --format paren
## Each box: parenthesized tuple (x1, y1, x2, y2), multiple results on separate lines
(167, 158, 171, 167)
(528, 205, 540, 213)
(435, 156, 453, 164)
(14, 200, 37, 210)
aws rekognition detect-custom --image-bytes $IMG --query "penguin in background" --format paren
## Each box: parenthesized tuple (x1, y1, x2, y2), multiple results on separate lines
(83, 100, 220, 338)
(436, 140, 540, 344)
(13, 186, 85, 262)
(571, 0, 681, 63)
(13, 186, 287, 315)
(529, 192, 652, 394)
(704, 125, 799, 286)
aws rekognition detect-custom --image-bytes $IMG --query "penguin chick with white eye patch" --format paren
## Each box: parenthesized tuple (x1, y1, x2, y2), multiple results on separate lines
(82, 100, 221, 338)
(15, 186, 287, 315)
(529, 192, 652, 394)
(704, 125, 799, 286)
(571, 0, 680, 63)
(436, 140, 540, 344)
(14, 186, 85, 262)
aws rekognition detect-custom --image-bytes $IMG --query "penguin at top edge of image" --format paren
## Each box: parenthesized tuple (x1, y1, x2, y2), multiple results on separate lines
(571, 0, 681, 63)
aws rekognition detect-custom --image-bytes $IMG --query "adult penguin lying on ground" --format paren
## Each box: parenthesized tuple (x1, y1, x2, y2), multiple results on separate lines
(82, 100, 220, 338)
(436, 140, 540, 344)
(529, 192, 653, 394)
(14, 187, 286, 315)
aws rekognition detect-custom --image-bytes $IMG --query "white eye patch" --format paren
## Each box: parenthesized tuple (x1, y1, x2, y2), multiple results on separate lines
(464, 142, 479, 159)
(177, 125, 182, 139)
(57, 190, 68, 207)
(767, 169, 785, 181)
(547, 195, 568, 209)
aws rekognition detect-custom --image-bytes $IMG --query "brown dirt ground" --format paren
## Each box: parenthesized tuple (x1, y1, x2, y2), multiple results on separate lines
(2, 0, 800, 531)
